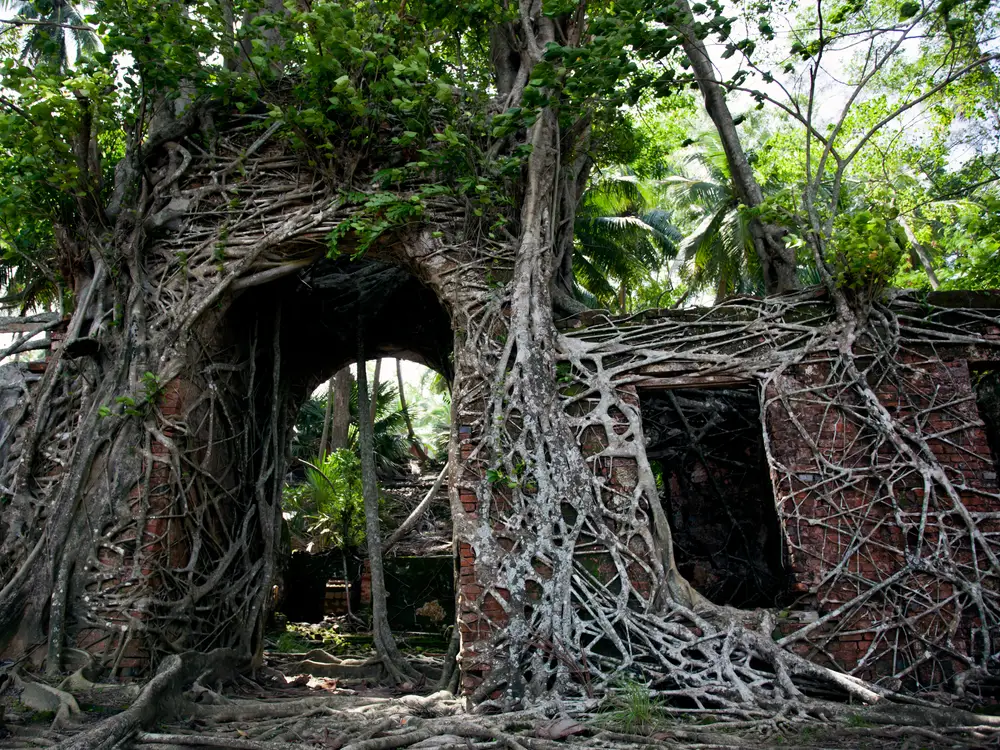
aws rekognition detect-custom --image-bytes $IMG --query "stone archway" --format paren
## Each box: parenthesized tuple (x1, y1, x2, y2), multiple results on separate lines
(0, 121, 493, 677)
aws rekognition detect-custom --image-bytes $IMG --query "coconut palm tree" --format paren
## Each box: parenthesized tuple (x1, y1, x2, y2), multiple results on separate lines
(1, 0, 97, 69)
(290, 375, 413, 475)
(661, 135, 765, 303)
(0, 216, 62, 312)
(573, 174, 681, 312)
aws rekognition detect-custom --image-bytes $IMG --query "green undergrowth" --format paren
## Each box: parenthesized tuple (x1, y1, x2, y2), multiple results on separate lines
(268, 621, 448, 656)
(596, 679, 670, 736)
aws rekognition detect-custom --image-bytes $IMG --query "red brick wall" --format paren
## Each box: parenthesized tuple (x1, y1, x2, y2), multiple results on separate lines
(74, 378, 189, 677)
(453, 348, 1000, 690)
(766, 353, 1000, 682)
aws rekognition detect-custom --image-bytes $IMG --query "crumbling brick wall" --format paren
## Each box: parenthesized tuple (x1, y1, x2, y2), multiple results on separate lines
(767, 351, 1000, 682)
(455, 299, 1000, 693)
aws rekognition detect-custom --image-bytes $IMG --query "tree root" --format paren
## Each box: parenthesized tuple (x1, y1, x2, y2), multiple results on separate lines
(275, 648, 446, 688)
(282, 657, 386, 681)
(12, 674, 80, 730)
(187, 694, 385, 723)
(52, 649, 240, 750)
(23, 657, 1000, 750)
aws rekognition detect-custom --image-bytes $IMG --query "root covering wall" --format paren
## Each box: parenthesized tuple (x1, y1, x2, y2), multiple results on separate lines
(2, 101, 998, 706)
(454, 293, 1000, 694)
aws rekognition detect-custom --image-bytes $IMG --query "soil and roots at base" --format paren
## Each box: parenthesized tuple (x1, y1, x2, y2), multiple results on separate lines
(4, 647, 1000, 750)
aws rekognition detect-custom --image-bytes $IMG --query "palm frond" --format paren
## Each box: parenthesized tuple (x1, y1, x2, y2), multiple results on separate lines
(679, 202, 732, 293)
(640, 209, 682, 258)
(7, 1, 98, 68)
(572, 283, 602, 309)
(660, 175, 729, 208)
(579, 175, 645, 218)
(574, 253, 618, 302)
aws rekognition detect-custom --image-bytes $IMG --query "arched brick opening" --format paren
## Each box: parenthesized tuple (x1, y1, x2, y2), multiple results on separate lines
(230, 256, 456, 633)
(229, 256, 455, 398)
(63, 242, 468, 676)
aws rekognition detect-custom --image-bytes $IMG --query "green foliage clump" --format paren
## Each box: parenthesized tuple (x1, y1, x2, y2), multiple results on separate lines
(283, 449, 366, 553)
(290, 377, 414, 473)
(98, 371, 165, 420)
(274, 631, 311, 653)
(934, 196, 1000, 291)
(285, 622, 350, 652)
(599, 679, 666, 735)
(827, 209, 905, 295)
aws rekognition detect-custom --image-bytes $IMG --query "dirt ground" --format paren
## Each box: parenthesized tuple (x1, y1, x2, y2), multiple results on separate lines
(3, 644, 998, 750)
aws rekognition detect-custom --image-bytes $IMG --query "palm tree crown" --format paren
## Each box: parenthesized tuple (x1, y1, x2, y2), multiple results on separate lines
(573, 174, 681, 312)
(291, 377, 414, 475)
(2, 1, 97, 69)
(661, 134, 765, 303)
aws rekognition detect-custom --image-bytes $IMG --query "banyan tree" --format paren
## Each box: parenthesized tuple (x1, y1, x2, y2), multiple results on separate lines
(1, 0, 1000, 720)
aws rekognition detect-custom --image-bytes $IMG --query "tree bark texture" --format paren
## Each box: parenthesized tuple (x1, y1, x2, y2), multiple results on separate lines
(331, 367, 353, 452)
(356, 338, 418, 682)
(368, 359, 381, 429)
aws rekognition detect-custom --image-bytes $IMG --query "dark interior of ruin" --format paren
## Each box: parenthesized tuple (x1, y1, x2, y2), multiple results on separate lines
(227, 256, 455, 396)
(973, 368, 1000, 475)
(225, 257, 457, 630)
(639, 386, 792, 608)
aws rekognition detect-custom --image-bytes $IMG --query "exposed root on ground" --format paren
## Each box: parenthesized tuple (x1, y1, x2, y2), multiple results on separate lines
(3, 649, 1000, 750)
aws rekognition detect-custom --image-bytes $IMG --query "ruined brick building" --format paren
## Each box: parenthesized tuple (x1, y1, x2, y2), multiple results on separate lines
(454, 289, 1000, 693)
(3, 289, 999, 693)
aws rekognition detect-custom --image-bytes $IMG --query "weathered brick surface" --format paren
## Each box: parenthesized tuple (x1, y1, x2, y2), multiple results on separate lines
(455, 337, 1000, 691)
(766, 351, 999, 681)
(74, 377, 190, 676)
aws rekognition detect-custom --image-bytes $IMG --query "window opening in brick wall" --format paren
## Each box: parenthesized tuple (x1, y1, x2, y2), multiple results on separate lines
(639, 385, 792, 608)
(972, 367, 1000, 483)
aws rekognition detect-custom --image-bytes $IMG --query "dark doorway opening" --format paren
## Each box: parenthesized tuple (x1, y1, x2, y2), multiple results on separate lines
(227, 256, 457, 643)
(639, 385, 791, 608)
(972, 367, 1000, 480)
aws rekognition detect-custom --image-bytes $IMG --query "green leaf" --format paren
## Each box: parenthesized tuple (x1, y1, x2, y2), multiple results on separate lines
(435, 82, 453, 103)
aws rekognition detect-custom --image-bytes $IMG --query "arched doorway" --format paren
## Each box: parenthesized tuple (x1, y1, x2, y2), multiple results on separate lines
(225, 257, 457, 656)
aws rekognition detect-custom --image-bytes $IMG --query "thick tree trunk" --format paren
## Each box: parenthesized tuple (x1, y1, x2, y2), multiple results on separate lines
(673, 0, 798, 295)
(355, 342, 418, 683)
(319, 376, 334, 457)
